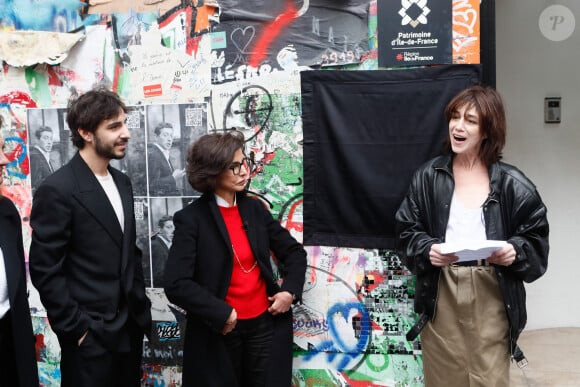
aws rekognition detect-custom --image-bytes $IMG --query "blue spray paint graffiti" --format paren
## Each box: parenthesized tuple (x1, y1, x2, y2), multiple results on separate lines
(303, 301, 371, 371)
(4, 136, 27, 179)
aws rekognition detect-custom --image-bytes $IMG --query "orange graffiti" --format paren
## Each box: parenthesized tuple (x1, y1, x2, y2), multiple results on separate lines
(452, 0, 480, 64)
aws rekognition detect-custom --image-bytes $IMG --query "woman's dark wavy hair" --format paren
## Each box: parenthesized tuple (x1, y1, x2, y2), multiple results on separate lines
(67, 88, 127, 149)
(186, 131, 245, 193)
(444, 85, 506, 166)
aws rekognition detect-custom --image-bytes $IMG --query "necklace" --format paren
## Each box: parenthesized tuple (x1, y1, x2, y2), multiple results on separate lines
(231, 244, 257, 273)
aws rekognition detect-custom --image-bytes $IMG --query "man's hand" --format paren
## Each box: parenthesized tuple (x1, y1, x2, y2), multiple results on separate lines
(172, 169, 186, 180)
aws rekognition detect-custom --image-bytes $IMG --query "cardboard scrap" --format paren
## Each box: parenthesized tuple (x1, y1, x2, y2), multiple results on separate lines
(0, 31, 84, 67)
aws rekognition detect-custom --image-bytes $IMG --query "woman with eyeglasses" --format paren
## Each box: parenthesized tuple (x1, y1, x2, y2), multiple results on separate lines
(164, 131, 307, 387)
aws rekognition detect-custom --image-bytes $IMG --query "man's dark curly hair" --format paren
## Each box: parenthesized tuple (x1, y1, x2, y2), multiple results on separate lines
(35, 126, 53, 140)
(157, 215, 173, 228)
(67, 88, 127, 149)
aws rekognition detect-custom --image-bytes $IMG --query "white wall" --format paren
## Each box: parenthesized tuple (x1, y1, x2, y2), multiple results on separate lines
(496, 0, 580, 329)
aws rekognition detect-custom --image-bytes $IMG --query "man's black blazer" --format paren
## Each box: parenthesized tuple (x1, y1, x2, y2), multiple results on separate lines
(29, 152, 151, 349)
(29, 146, 53, 193)
(147, 144, 178, 196)
(0, 197, 39, 386)
(150, 235, 169, 287)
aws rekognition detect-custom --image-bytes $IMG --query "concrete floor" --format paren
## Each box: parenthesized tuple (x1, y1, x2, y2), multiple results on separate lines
(510, 328, 580, 386)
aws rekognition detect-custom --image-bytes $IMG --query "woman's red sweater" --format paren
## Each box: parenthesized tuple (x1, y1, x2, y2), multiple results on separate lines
(219, 205, 269, 319)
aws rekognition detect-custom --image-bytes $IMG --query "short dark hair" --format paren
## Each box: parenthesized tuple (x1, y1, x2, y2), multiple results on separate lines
(186, 131, 245, 193)
(35, 126, 53, 140)
(154, 122, 173, 136)
(67, 88, 127, 149)
(444, 85, 506, 166)
(157, 215, 173, 228)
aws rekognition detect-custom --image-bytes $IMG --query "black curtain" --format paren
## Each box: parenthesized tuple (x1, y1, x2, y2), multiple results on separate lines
(302, 64, 481, 249)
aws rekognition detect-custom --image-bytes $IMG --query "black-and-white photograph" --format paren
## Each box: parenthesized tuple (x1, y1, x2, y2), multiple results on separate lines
(26, 108, 67, 194)
(145, 103, 207, 197)
(27, 105, 147, 197)
(148, 197, 196, 288)
(27, 104, 206, 290)
(134, 197, 151, 287)
(117, 105, 147, 196)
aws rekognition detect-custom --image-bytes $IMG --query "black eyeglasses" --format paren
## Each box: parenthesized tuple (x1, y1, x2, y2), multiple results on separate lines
(228, 157, 251, 175)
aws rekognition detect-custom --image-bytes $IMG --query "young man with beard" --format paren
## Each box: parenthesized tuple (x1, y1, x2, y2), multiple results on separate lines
(29, 88, 152, 387)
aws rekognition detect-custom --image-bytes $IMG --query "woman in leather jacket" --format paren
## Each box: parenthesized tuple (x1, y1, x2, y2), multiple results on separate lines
(395, 85, 549, 387)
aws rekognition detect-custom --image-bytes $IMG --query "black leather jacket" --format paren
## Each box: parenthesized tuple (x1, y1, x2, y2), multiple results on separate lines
(395, 154, 549, 364)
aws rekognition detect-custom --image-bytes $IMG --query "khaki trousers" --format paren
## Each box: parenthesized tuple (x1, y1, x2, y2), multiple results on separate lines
(421, 265, 510, 387)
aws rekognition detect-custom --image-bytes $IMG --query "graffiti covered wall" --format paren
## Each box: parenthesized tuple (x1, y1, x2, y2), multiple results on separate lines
(0, 0, 480, 385)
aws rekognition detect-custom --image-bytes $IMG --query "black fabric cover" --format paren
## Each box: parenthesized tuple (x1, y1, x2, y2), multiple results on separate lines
(302, 64, 481, 248)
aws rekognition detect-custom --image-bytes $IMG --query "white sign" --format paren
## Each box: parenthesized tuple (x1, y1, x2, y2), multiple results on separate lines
(539, 5, 575, 42)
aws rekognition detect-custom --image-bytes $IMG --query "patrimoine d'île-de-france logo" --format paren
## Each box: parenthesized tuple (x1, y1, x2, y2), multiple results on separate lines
(399, 0, 431, 28)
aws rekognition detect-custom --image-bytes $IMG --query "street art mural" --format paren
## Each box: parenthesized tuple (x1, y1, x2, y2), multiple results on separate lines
(0, 0, 85, 32)
(210, 0, 370, 83)
(0, 0, 480, 385)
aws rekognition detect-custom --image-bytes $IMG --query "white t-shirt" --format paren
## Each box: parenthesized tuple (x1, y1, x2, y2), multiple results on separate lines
(96, 171, 125, 232)
(445, 193, 486, 244)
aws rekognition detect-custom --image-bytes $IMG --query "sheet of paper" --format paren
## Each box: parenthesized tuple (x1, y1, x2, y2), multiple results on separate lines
(440, 240, 507, 262)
